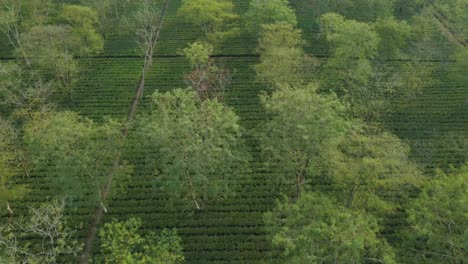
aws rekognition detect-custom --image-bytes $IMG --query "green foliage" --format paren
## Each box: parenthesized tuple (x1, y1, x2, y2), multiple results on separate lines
(59, 5, 104, 56)
(99, 217, 184, 264)
(0, 61, 54, 118)
(177, 0, 239, 45)
(23, 111, 129, 203)
(179, 41, 214, 69)
(319, 13, 380, 89)
(140, 89, 248, 209)
(332, 125, 423, 215)
(259, 84, 348, 197)
(79, 0, 132, 36)
(264, 193, 396, 263)
(401, 166, 468, 263)
(243, 0, 297, 35)
(0, 118, 27, 212)
(16, 25, 79, 99)
(180, 42, 232, 101)
(373, 17, 411, 59)
(255, 23, 313, 90)
(0, 200, 82, 263)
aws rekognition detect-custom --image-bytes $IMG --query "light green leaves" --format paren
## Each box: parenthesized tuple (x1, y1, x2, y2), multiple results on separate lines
(24, 112, 128, 203)
(178, 0, 239, 45)
(244, 0, 297, 35)
(265, 193, 396, 263)
(255, 23, 312, 90)
(259, 84, 348, 196)
(141, 89, 248, 209)
(99, 217, 184, 264)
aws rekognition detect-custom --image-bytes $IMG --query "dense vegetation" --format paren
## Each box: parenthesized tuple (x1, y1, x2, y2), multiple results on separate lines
(0, 0, 466, 263)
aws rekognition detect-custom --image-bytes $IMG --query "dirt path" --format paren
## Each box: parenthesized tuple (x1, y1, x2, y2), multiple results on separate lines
(80, 1, 171, 262)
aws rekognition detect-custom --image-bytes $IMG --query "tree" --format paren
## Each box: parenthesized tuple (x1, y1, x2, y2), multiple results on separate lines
(243, 0, 297, 35)
(177, 0, 239, 45)
(258, 84, 348, 197)
(58, 5, 104, 56)
(140, 89, 248, 209)
(23, 111, 130, 206)
(130, 0, 165, 62)
(0, 200, 82, 263)
(180, 41, 232, 101)
(80, 0, 133, 37)
(255, 23, 314, 90)
(99, 217, 184, 264)
(319, 13, 380, 90)
(16, 25, 79, 101)
(400, 166, 467, 264)
(264, 192, 397, 263)
(0, 118, 27, 215)
(331, 125, 423, 215)
(180, 41, 214, 70)
(0, 61, 55, 118)
(373, 17, 411, 59)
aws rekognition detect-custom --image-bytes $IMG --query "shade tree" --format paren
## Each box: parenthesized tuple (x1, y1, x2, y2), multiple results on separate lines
(23, 111, 130, 207)
(255, 23, 314, 90)
(243, 0, 297, 35)
(99, 217, 184, 264)
(0, 62, 55, 118)
(319, 13, 380, 91)
(258, 84, 348, 197)
(58, 5, 104, 57)
(331, 124, 423, 215)
(400, 166, 467, 264)
(373, 17, 411, 59)
(177, 0, 239, 46)
(0, 200, 82, 263)
(264, 193, 397, 264)
(180, 41, 232, 101)
(140, 89, 248, 210)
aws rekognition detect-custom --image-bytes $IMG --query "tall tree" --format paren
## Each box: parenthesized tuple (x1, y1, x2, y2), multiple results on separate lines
(264, 193, 397, 263)
(0, 200, 82, 264)
(332, 124, 423, 215)
(140, 89, 248, 209)
(255, 23, 314, 90)
(58, 5, 104, 56)
(177, 0, 239, 45)
(99, 217, 184, 264)
(0, 62, 54, 118)
(373, 17, 411, 59)
(319, 13, 380, 90)
(24, 111, 130, 207)
(16, 25, 79, 101)
(258, 84, 348, 197)
(180, 41, 232, 101)
(243, 0, 297, 35)
(400, 166, 468, 264)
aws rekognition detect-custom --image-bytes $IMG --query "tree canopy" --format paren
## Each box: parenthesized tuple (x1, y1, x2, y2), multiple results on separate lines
(243, 0, 297, 35)
(99, 217, 184, 264)
(140, 89, 248, 209)
(259, 84, 348, 197)
(265, 193, 397, 263)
